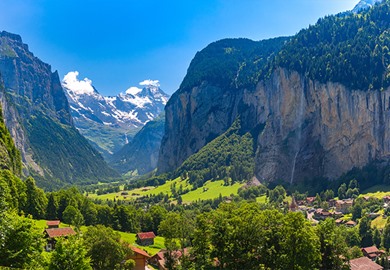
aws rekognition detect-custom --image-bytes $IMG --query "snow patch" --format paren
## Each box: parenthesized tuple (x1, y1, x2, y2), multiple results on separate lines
(125, 86, 142, 96)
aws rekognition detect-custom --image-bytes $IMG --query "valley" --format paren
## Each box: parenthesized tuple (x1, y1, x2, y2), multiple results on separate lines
(2, 0, 390, 269)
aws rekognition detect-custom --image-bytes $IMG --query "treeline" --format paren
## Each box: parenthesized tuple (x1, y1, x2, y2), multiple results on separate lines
(273, 0, 390, 91)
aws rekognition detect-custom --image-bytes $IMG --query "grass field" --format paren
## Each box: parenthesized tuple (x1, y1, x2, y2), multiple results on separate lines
(360, 185, 390, 199)
(181, 180, 243, 203)
(88, 177, 245, 204)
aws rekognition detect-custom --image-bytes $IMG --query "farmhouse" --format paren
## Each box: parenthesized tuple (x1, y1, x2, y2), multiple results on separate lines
(129, 246, 150, 270)
(136, 231, 156, 246)
(44, 227, 76, 251)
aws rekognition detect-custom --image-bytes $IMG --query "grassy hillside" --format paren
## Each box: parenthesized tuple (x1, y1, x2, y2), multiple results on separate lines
(88, 177, 245, 203)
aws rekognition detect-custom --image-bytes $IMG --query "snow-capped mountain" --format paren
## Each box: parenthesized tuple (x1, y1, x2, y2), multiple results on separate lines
(352, 0, 382, 13)
(62, 71, 169, 158)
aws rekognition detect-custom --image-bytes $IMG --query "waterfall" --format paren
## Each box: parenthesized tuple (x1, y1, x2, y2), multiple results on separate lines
(290, 84, 305, 184)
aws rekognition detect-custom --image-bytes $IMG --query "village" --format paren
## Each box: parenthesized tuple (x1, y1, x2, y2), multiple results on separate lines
(287, 193, 390, 270)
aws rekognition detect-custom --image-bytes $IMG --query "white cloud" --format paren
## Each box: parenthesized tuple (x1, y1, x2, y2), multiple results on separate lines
(125, 86, 142, 96)
(62, 71, 95, 95)
(139, 79, 160, 87)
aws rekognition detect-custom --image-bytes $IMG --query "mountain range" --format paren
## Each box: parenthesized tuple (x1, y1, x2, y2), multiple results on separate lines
(63, 72, 169, 159)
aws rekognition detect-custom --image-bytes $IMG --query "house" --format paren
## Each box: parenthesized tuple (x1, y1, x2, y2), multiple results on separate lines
(335, 219, 344, 225)
(383, 196, 390, 203)
(335, 199, 353, 214)
(44, 227, 76, 251)
(149, 248, 190, 270)
(345, 220, 357, 227)
(368, 213, 381, 220)
(136, 232, 156, 246)
(350, 256, 383, 270)
(328, 199, 336, 207)
(314, 209, 332, 220)
(46, 220, 60, 229)
(129, 246, 150, 270)
(306, 197, 316, 205)
(362, 246, 385, 260)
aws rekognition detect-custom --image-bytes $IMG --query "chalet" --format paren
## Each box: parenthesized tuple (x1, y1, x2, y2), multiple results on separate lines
(44, 227, 76, 251)
(345, 220, 357, 227)
(136, 231, 156, 246)
(362, 246, 385, 260)
(46, 220, 60, 229)
(335, 199, 353, 214)
(314, 209, 333, 220)
(350, 256, 383, 270)
(129, 246, 150, 270)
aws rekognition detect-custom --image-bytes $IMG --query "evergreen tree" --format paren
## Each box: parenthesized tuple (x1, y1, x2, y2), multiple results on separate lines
(24, 177, 47, 219)
(359, 216, 374, 247)
(46, 193, 58, 220)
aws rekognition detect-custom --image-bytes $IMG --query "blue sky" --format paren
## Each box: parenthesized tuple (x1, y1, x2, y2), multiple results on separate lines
(0, 0, 359, 95)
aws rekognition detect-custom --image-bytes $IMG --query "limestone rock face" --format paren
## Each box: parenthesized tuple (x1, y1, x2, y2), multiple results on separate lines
(158, 67, 390, 183)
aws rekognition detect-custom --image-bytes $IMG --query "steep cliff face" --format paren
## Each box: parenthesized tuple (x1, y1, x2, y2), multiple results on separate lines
(158, 37, 288, 173)
(252, 68, 390, 182)
(0, 31, 118, 188)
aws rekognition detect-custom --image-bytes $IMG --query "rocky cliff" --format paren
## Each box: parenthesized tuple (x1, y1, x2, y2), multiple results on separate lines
(158, 1, 390, 183)
(0, 31, 118, 188)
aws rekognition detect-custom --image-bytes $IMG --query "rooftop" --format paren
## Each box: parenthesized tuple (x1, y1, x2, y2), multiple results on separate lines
(131, 246, 150, 258)
(45, 227, 76, 238)
(137, 231, 156, 240)
(350, 256, 383, 270)
(46, 220, 60, 226)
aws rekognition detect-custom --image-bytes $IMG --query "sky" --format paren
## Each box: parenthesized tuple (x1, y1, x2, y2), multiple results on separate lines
(0, 0, 360, 96)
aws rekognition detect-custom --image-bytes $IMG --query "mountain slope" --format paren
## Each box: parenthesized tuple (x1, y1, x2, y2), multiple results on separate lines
(0, 82, 21, 175)
(63, 73, 169, 159)
(109, 114, 165, 175)
(158, 37, 289, 173)
(0, 31, 118, 188)
(158, 1, 390, 184)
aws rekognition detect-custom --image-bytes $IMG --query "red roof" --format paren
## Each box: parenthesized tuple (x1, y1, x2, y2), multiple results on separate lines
(46, 220, 60, 226)
(131, 246, 150, 258)
(362, 246, 380, 254)
(137, 231, 156, 240)
(45, 227, 76, 238)
(350, 256, 383, 270)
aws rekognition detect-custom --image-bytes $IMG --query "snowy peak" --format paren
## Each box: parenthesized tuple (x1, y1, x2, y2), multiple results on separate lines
(62, 71, 169, 127)
(352, 0, 382, 13)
